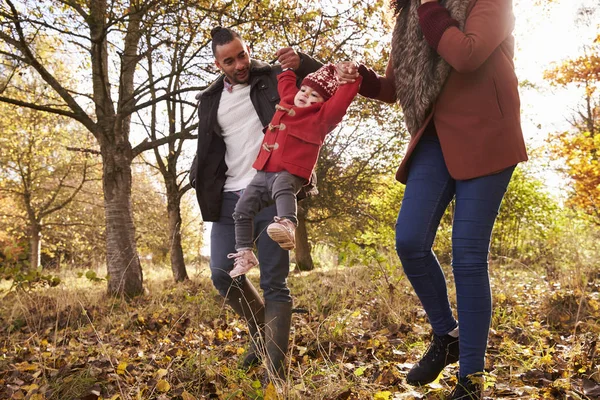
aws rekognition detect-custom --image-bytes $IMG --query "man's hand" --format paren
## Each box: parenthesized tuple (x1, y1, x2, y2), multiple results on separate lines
(276, 47, 301, 70)
(335, 61, 359, 84)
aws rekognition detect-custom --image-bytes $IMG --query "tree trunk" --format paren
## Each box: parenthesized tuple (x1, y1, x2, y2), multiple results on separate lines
(294, 204, 314, 271)
(89, 0, 144, 298)
(29, 221, 41, 269)
(167, 193, 188, 282)
(102, 145, 144, 298)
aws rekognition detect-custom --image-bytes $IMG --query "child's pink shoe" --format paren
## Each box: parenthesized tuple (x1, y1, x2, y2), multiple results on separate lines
(267, 217, 296, 250)
(228, 249, 259, 277)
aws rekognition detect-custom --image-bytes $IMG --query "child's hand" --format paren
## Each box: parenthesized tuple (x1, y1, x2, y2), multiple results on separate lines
(335, 61, 359, 84)
(276, 48, 301, 70)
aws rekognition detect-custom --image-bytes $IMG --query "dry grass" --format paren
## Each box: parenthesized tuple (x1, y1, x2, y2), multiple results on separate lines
(0, 255, 599, 399)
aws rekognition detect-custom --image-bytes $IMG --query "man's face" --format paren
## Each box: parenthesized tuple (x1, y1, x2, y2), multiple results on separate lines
(214, 38, 251, 85)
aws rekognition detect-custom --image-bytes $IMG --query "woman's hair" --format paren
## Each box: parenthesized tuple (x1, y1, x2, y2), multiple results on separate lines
(390, 0, 409, 16)
(210, 26, 241, 55)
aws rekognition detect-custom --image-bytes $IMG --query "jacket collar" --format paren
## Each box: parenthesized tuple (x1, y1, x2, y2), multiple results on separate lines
(201, 59, 273, 98)
(391, 0, 469, 135)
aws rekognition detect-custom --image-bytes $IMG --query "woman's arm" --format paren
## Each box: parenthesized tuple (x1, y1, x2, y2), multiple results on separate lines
(337, 59, 397, 103)
(419, 0, 515, 73)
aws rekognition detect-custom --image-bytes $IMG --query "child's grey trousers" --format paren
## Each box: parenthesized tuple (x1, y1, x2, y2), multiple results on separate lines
(232, 170, 305, 250)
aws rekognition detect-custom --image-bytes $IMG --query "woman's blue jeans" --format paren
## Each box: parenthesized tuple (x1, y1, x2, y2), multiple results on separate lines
(395, 136, 515, 377)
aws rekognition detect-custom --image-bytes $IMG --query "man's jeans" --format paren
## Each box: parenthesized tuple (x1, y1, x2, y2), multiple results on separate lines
(210, 191, 291, 303)
(395, 136, 515, 377)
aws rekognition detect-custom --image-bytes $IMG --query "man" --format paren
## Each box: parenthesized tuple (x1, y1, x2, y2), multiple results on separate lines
(189, 26, 322, 380)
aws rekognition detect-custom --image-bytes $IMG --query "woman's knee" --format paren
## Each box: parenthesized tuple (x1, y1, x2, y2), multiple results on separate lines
(395, 225, 429, 261)
(452, 240, 490, 270)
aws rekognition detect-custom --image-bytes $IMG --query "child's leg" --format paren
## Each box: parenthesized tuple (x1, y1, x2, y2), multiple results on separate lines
(269, 171, 306, 223)
(265, 172, 305, 250)
(232, 172, 272, 250)
(229, 173, 272, 277)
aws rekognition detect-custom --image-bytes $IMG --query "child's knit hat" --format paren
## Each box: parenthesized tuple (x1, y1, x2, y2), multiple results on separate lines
(301, 64, 339, 100)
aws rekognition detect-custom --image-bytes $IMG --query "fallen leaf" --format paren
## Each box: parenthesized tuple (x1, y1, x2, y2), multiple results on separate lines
(11, 390, 25, 399)
(117, 361, 128, 375)
(181, 391, 196, 400)
(156, 379, 170, 393)
(264, 382, 279, 400)
(373, 391, 392, 400)
(155, 368, 168, 379)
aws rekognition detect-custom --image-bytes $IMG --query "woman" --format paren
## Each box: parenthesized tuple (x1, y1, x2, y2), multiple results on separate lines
(338, 0, 527, 397)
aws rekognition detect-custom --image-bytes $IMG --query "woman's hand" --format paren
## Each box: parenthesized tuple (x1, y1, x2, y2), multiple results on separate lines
(335, 61, 359, 84)
(421, 0, 437, 3)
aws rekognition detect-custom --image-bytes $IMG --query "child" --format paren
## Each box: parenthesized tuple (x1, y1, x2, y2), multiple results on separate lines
(228, 63, 362, 277)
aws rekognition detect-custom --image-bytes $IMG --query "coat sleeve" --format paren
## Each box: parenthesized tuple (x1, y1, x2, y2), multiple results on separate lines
(423, 0, 515, 73)
(357, 58, 397, 103)
(189, 95, 203, 189)
(318, 76, 362, 130)
(277, 70, 300, 103)
(189, 154, 198, 189)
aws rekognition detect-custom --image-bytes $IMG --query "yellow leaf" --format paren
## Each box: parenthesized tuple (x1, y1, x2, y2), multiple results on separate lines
(15, 362, 38, 372)
(156, 379, 170, 393)
(117, 361, 128, 375)
(181, 391, 196, 400)
(23, 383, 39, 392)
(236, 347, 246, 355)
(155, 368, 168, 379)
(540, 354, 553, 366)
(264, 382, 280, 400)
(374, 391, 392, 400)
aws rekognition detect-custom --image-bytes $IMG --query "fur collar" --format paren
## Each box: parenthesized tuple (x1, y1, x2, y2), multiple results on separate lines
(391, 0, 470, 135)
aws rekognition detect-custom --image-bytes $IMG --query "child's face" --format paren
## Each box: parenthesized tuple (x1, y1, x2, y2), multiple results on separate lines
(294, 85, 325, 108)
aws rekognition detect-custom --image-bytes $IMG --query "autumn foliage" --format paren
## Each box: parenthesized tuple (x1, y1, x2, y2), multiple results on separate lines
(545, 34, 600, 223)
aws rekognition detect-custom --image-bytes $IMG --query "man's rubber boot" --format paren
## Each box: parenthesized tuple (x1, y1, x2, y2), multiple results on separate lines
(225, 278, 265, 368)
(264, 300, 293, 381)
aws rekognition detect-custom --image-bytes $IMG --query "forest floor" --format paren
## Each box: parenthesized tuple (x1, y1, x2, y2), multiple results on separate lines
(0, 259, 599, 399)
